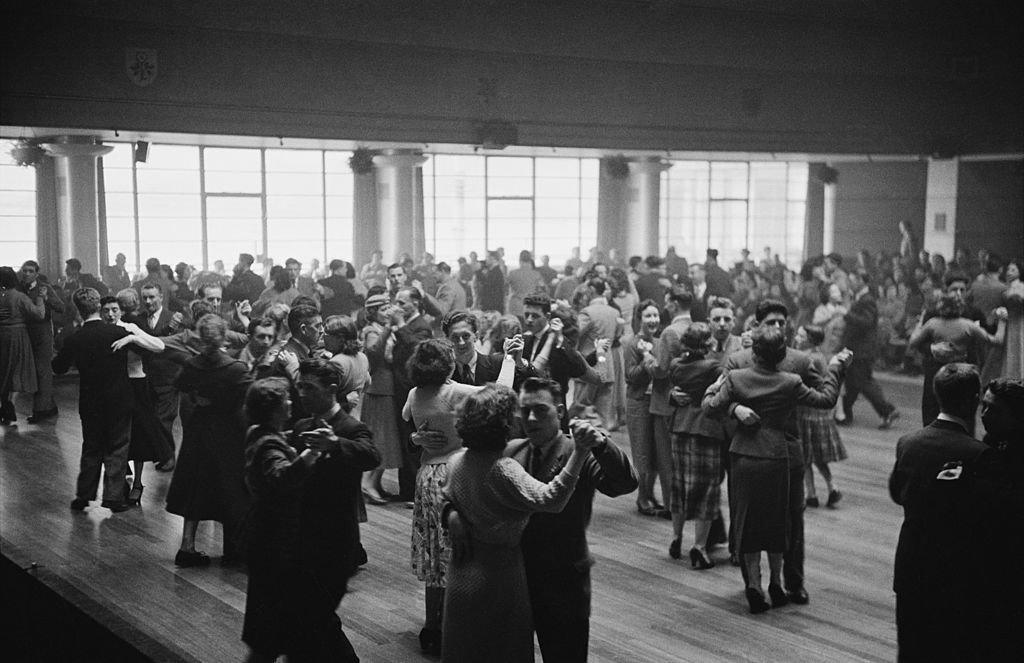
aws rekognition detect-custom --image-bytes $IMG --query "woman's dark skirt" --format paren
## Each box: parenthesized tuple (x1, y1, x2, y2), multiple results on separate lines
(128, 378, 169, 462)
(729, 453, 789, 554)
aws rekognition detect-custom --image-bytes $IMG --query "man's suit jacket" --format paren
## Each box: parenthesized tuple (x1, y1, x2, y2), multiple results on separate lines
(509, 435, 637, 579)
(842, 292, 880, 362)
(392, 315, 435, 394)
(291, 408, 380, 585)
(224, 270, 266, 305)
(137, 308, 176, 337)
(889, 419, 988, 595)
(52, 320, 132, 415)
(704, 263, 733, 297)
(521, 328, 589, 400)
(452, 352, 504, 386)
(136, 308, 180, 387)
(576, 299, 621, 357)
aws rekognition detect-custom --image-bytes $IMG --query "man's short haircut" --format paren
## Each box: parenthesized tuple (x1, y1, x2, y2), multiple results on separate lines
(944, 270, 970, 289)
(802, 325, 826, 347)
(437, 261, 451, 274)
(189, 300, 219, 324)
(145, 257, 161, 272)
(519, 376, 563, 403)
(644, 256, 664, 268)
(72, 288, 101, 318)
(442, 309, 478, 336)
(65, 258, 82, 271)
(985, 255, 1003, 274)
(708, 296, 735, 312)
(141, 282, 163, 296)
(519, 250, 532, 263)
(197, 283, 222, 299)
(628, 256, 642, 269)
(522, 293, 552, 314)
(933, 363, 980, 413)
(239, 253, 255, 266)
(986, 378, 1024, 420)
(99, 295, 119, 308)
(22, 260, 39, 271)
(387, 263, 404, 274)
(298, 357, 343, 396)
(706, 248, 719, 259)
(826, 252, 843, 266)
(288, 304, 320, 334)
(285, 258, 301, 268)
(666, 286, 693, 311)
(247, 316, 278, 336)
(754, 298, 789, 323)
(291, 296, 320, 311)
(589, 278, 607, 296)
(397, 287, 422, 307)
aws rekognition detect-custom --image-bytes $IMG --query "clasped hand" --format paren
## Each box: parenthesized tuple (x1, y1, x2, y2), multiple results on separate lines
(568, 419, 605, 450)
(300, 427, 341, 454)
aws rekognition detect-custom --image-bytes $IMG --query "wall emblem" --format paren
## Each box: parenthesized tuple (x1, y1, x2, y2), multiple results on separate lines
(126, 48, 158, 87)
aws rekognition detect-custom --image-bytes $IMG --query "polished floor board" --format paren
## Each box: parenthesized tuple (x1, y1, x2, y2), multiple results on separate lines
(1, 374, 923, 662)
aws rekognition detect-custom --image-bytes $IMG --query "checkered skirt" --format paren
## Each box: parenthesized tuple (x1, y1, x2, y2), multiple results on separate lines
(669, 433, 723, 520)
(796, 405, 848, 465)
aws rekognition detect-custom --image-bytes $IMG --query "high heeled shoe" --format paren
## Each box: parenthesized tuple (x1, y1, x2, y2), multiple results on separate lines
(768, 583, 789, 608)
(746, 587, 771, 614)
(689, 547, 715, 570)
(419, 627, 442, 656)
(669, 538, 682, 560)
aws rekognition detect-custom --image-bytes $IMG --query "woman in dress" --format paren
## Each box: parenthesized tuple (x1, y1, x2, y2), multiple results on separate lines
(624, 299, 667, 516)
(793, 325, 847, 508)
(166, 313, 254, 567)
(0, 266, 45, 425)
(324, 315, 370, 418)
(667, 323, 726, 569)
(401, 338, 515, 654)
(999, 259, 1023, 379)
(241, 377, 332, 663)
(442, 384, 600, 662)
(703, 326, 849, 614)
(359, 293, 401, 503)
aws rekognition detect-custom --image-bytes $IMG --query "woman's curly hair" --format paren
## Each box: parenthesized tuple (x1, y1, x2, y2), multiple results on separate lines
(455, 383, 518, 451)
(408, 338, 456, 387)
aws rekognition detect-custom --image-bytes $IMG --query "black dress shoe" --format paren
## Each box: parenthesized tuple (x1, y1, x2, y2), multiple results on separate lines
(175, 549, 211, 568)
(746, 588, 771, 614)
(768, 583, 790, 608)
(787, 587, 810, 604)
(101, 500, 134, 513)
(27, 407, 59, 424)
(70, 498, 89, 511)
(419, 627, 442, 656)
(669, 538, 682, 560)
(826, 489, 842, 508)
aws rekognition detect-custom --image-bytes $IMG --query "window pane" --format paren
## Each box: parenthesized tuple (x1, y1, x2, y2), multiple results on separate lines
(204, 170, 261, 194)
(487, 176, 532, 198)
(788, 163, 810, 201)
(324, 151, 354, 174)
(137, 194, 201, 218)
(136, 169, 200, 193)
(265, 149, 322, 173)
(710, 162, 748, 199)
(102, 144, 134, 171)
(535, 158, 579, 179)
(266, 194, 323, 218)
(266, 172, 322, 195)
(708, 200, 748, 262)
(0, 191, 35, 216)
(138, 240, 203, 268)
(433, 155, 484, 177)
(146, 145, 199, 170)
(204, 148, 260, 172)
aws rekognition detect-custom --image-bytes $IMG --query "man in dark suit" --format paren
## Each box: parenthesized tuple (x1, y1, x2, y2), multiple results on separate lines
(507, 378, 637, 662)
(889, 363, 989, 662)
(704, 248, 734, 298)
(256, 304, 325, 422)
(52, 288, 137, 512)
(444, 310, 506, 386)
(102, 252, 132, 294)
(724, 299, 823, 603)
(224, 252, 266, 306)
(318, 259, 359, 317)
(287, 358, 381, 661)
(841, 271, 899, 428)
(389, 286, 435, 502)
(520, 294, 593, 420)
(136, 282, 184, 470)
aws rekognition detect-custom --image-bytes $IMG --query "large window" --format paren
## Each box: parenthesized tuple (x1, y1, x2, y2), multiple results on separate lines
(0, 161, 37, 267)
(423, 154, 598, 263)
(102, 144, 354, 273)
(660, 161, 808, 267)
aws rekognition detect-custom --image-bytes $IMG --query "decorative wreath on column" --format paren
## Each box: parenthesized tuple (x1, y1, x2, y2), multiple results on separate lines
(604, 155, 630, 180)
(349, 148, 376, 175)
(9, 140, 46, 167)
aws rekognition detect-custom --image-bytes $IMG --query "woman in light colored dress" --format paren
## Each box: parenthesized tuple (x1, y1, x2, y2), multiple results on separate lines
(324, 315, 370, 419)
(0, 266, 45, 425)
(442, 384, 597, 662)
(401, 338, 515, 654)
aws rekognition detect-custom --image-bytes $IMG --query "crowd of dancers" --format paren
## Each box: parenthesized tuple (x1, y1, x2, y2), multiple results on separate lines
(1, 235, 1022, 662)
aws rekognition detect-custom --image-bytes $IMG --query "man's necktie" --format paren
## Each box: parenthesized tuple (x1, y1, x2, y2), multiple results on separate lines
(460, 363, 474, 385)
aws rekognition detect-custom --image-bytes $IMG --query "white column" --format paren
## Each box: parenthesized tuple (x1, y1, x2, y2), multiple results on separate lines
(923, 157, 959, 260)
(40, 136, 114, 275)
(373, 150, 427, 263)
(822, 182, 836, 255)
(624, 158, 671, 259)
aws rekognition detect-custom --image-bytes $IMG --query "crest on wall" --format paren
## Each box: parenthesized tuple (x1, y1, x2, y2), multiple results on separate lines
(125, 48, 158, 87)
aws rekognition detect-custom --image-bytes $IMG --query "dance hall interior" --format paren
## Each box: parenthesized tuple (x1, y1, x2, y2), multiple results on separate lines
(2, 1, 1022, 662)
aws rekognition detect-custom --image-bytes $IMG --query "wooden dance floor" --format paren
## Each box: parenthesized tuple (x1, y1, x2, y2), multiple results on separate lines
(1, 374, 919, 662)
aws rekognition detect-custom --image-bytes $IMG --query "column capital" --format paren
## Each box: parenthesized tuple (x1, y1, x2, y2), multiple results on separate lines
(41, 135, 113, 159)
(373, 149, 427, 169)
(628, 157, 672, 176)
